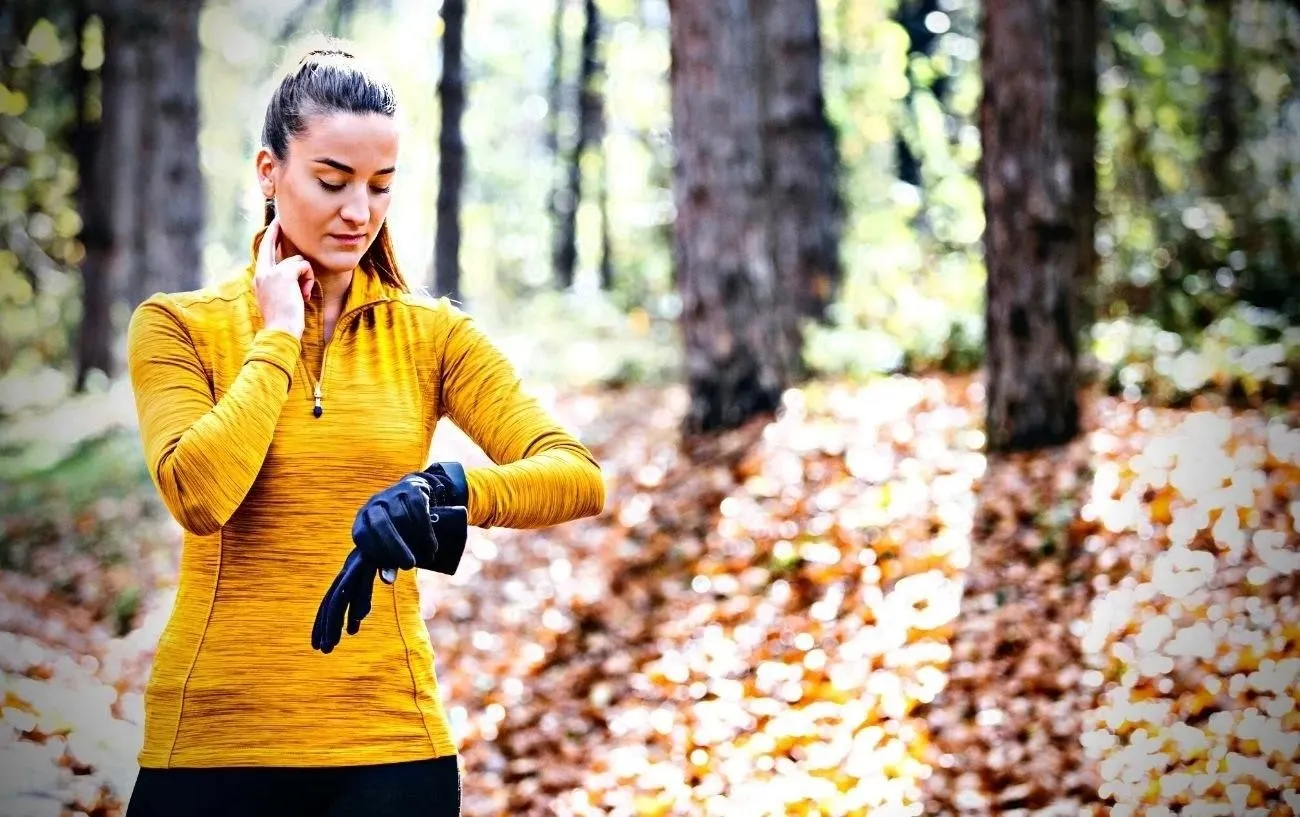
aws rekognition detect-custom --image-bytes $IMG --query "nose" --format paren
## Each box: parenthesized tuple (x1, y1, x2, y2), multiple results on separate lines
(339, 188, 368, 227)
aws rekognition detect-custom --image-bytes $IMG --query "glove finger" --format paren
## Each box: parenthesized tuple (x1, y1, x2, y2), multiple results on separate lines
(354, 504, 396, 567)
(346, 563, 376, 635)
(367, 501, 416, 570)
(313, 565, 347, 652)
(322, 554, 363, 654)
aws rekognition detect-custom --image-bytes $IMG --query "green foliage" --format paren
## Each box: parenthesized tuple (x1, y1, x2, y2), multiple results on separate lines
(1091, 306, 1299, 407)
(808, 0, 1300, 403)
(0, 10, 89, 377)
(471, 288, 681, 389)
(0, 419, 154, 575)
(1096, 0, 1300, 335)
(3, 0, 1298, 401)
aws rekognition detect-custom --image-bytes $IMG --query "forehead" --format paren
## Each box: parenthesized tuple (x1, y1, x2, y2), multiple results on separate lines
(289, 112, 399, 170)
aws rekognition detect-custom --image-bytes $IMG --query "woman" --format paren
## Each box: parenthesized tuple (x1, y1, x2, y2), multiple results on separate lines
(123, 43, 605, 817)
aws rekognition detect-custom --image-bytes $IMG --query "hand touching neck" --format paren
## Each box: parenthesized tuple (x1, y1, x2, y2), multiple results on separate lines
(277, 232, 354, 315)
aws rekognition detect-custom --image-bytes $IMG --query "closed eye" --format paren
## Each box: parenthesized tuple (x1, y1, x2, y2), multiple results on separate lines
(318, 180, 391, 194)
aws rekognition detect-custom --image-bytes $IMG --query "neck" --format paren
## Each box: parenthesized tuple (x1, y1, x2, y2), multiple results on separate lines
(315, 267, 354, 314)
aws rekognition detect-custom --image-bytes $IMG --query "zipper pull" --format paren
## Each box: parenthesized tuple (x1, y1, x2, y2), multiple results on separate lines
(313, 383, 323, 418)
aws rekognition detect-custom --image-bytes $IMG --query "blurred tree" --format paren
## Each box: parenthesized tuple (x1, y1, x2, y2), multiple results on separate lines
(129, 0, 205, 306)
(1097, 0, 1299, 337)
(1202, 0, 1237, 198)
(554, 0, 605, 291)
(669, 0, 820, 435)
(756, 0, 842, 323)
(545, 0, 567, 288)
(980, 0, 1097, 451)
(434, 0, 466, 302)
(72, 0, 113, 391)
(597, 121, 613, 290)
(331, 0, 356, 36)
(892, 0, 943, 190)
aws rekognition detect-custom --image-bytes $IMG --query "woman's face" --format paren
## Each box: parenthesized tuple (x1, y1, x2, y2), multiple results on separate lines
(257, 111, 400, 275)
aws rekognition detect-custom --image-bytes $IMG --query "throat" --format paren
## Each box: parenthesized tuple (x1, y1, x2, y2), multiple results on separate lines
(313, 269, 354, 344)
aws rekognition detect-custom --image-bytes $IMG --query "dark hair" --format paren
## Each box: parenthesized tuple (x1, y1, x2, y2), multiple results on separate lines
(252, 42, 407, 291)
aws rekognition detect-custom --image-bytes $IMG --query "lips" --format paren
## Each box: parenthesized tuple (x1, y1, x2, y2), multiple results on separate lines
(330, 233, 365, 245)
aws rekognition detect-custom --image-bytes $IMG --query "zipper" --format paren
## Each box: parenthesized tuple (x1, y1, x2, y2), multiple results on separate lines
(301, 297, 390, 418)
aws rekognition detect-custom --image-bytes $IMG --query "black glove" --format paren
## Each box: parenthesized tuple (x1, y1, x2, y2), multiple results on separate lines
(350, 463, 469, 581)
(421, 462, 470, 507)
(311, 463, 470, 654)
(311, 548, 377, 654)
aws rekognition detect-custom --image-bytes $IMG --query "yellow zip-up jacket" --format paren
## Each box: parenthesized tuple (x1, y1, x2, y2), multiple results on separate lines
(126, 262, 605, 768)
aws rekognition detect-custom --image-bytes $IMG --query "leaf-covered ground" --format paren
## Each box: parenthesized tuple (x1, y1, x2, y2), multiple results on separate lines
(1, 376, 1297, 816)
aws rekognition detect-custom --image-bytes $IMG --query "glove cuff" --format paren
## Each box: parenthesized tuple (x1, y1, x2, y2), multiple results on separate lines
(416, 505, 468, 576)
(420, 461, 469, 507)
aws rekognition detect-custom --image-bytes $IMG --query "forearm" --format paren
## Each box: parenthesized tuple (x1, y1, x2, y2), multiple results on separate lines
(133, 317, 299, 535)
(438, 307, 606, 530)
(465, 444, 605, 529)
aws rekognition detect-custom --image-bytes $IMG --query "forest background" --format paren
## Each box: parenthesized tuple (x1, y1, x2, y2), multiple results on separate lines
(0, 0, 1298, 815)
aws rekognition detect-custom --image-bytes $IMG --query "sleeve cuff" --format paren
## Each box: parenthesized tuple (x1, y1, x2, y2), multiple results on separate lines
(425, 506, 468, 576)
(243, 328, 301, 382)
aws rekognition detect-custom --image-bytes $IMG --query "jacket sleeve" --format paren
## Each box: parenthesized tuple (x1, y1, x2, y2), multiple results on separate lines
(437, 308, 605, 529)
(127, 297, 301, 536)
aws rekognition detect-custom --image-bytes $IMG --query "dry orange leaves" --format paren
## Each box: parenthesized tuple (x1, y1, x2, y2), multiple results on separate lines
(1, 377, 1296, 816)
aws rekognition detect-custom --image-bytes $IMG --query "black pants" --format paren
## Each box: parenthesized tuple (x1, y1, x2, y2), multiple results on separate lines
(124, 755, 461, 817)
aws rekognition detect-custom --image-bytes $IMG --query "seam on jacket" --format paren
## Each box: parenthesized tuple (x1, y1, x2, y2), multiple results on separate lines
(392, 581, 440, 754)
(141, 293, 228, 765)
(164, 530, 225, 766)
(149, 294, 226, 388)
(164, 288, 250, 308)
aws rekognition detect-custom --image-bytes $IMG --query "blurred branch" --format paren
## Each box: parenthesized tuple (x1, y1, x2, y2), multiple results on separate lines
(330, 0, 355, 37)
(6, 223, 62, 289)
(277, 0, 325, 44)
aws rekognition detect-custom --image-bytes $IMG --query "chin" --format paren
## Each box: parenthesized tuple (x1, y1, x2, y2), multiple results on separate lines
(313, 248, 367, 273)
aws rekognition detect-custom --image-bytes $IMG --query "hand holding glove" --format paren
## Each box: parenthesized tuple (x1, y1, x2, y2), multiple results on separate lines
(354, 463, 469, 583)
(312, 463, 470, 654)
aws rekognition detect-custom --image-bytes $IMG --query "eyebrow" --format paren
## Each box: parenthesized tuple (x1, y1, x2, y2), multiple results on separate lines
(312, 157, 397, 175)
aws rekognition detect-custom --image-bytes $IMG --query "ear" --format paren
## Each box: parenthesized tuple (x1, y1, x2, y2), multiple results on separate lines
(255, 147, 279, 199)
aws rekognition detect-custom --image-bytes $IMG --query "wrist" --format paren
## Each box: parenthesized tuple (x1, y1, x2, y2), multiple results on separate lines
(422, 505, 469, 575)
(262, 317, 303, 337)
(420, 461, 469, 507)
(379, 503, 469, 582)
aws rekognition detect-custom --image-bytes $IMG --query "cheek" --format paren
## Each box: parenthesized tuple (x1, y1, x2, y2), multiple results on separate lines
(289, 185, 333, 227)
(280, 186, 334, 249)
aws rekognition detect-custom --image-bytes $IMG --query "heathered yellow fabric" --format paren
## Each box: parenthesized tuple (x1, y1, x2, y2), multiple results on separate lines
(126, 262, 605, 768)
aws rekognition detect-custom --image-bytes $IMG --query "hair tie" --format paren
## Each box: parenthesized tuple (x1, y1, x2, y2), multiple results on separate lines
(304, 48, 355, 61)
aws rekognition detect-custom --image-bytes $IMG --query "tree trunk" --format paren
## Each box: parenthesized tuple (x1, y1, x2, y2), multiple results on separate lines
(754, 0, 842, 323)
(892, 0, 942, 189)
(554, 0, 603, 290)
(669, 0, 800, 436)
(1060, 0, 1099, 337)
(433, 0, 467, 301)
(1202, 0, 1237, 199)
(332, 0, 356, 36)
(129, 0, 204, 304)
(981, 0, 1094, 452)
(598, 139, 613, 290)
(545, 0, 566, 235)
(73, 1, 114, 390)
(96, 0, 142, 323)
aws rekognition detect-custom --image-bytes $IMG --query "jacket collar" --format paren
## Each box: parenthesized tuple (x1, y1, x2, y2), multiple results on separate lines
(240, 258, 400, 320)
